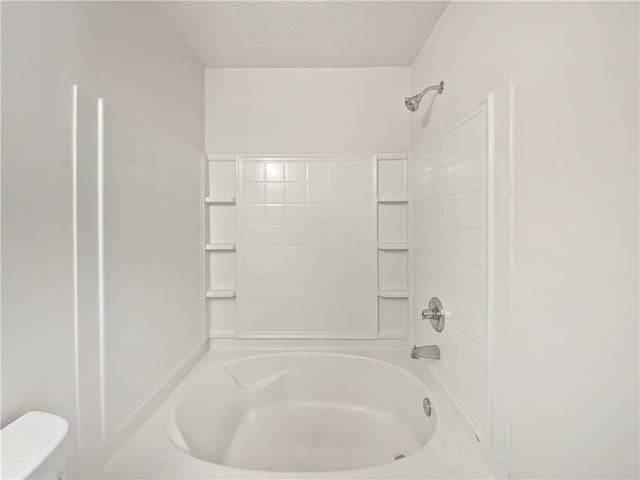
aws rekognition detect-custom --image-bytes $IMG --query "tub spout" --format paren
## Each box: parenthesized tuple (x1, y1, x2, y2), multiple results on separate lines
(410, 345, 440, 360)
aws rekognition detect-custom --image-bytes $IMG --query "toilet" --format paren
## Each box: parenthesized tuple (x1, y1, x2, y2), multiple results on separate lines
(0, 411, 69, 479)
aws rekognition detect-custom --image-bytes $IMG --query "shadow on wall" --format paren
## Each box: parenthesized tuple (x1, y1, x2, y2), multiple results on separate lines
(419, 93, 438, 129)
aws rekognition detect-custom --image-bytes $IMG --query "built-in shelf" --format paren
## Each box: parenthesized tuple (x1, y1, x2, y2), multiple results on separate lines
(377, 196, 408, 204)
(205, 289, 236, 299)
(377, 153, 409, 339)
(378, 290, 409, 299)
(205, 196, 236, 205)
(205, 243, 236, 251)
(378, 243, 409, 251)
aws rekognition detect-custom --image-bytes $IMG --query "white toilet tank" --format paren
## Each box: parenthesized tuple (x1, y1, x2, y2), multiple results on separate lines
(0, 411, 70, 479)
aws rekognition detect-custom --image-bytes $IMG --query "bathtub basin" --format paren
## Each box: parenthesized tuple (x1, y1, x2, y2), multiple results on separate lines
(168, 353, 435, 473)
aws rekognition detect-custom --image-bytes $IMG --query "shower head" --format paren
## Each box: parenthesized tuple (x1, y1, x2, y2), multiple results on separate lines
(405, 81, 445, 112)
(404, 95, 422, 112)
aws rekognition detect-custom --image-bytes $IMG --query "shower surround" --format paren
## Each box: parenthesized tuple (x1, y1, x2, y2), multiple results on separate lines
(106, 63, 502, 479)
(102, 84, 499, 480)
(205, 154, 410, 340)
(412, 105, 489, 438)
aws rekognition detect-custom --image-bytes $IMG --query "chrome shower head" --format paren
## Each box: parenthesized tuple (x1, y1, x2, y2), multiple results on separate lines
(405, 81, 444, 112)
(405, 95, 422, 112)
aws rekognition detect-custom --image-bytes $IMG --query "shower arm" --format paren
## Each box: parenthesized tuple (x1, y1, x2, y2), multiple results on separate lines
(417, 81, 445, 98)
(405, 81, 445, 112)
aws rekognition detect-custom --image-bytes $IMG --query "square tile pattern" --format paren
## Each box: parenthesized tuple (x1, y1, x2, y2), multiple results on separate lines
(238, 157, 377, 337)
(412, 109, 488, 432)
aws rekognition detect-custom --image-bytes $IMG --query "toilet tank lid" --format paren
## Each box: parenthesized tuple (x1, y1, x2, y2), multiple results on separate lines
(0, 411, 69, 480)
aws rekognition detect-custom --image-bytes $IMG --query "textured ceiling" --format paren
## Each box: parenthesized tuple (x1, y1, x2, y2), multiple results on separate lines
(154, 1, 448, 68)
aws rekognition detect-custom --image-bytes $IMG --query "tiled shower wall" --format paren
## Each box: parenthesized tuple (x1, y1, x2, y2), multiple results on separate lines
(411, 106, 488, 435)
(238, 157, 377, 338)
(205, 154, 410, 340)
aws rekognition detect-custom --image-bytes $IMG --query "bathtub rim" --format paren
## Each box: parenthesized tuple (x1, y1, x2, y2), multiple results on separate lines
(166, 351, 440, 475)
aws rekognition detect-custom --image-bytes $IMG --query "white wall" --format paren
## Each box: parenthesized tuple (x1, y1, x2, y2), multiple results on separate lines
(205, 67, 410, 154)
(410, 2, 639, 478)
(1, 2, 204, 475)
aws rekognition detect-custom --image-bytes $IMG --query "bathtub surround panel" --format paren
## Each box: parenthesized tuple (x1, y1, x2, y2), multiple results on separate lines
(207, 154, 411, 340)
(412, 106, 489, 435)
(237, 156, 377, 339)
(1, 2, 204, 476)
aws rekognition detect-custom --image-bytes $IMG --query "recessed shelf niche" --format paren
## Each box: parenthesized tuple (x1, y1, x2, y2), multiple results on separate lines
(376, 154, 409, 339)
(204, 155, 237, 338)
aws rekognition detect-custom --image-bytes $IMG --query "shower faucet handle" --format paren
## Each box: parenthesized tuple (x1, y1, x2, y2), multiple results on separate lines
(421, 297, 445, 332)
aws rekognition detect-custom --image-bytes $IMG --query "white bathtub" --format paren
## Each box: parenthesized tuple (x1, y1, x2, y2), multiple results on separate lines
(169, 353, 434, 472)
(102, 350, 493, 479)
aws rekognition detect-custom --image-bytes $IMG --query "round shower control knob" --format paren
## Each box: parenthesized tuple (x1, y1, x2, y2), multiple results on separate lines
(421, 297, 445, 332)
